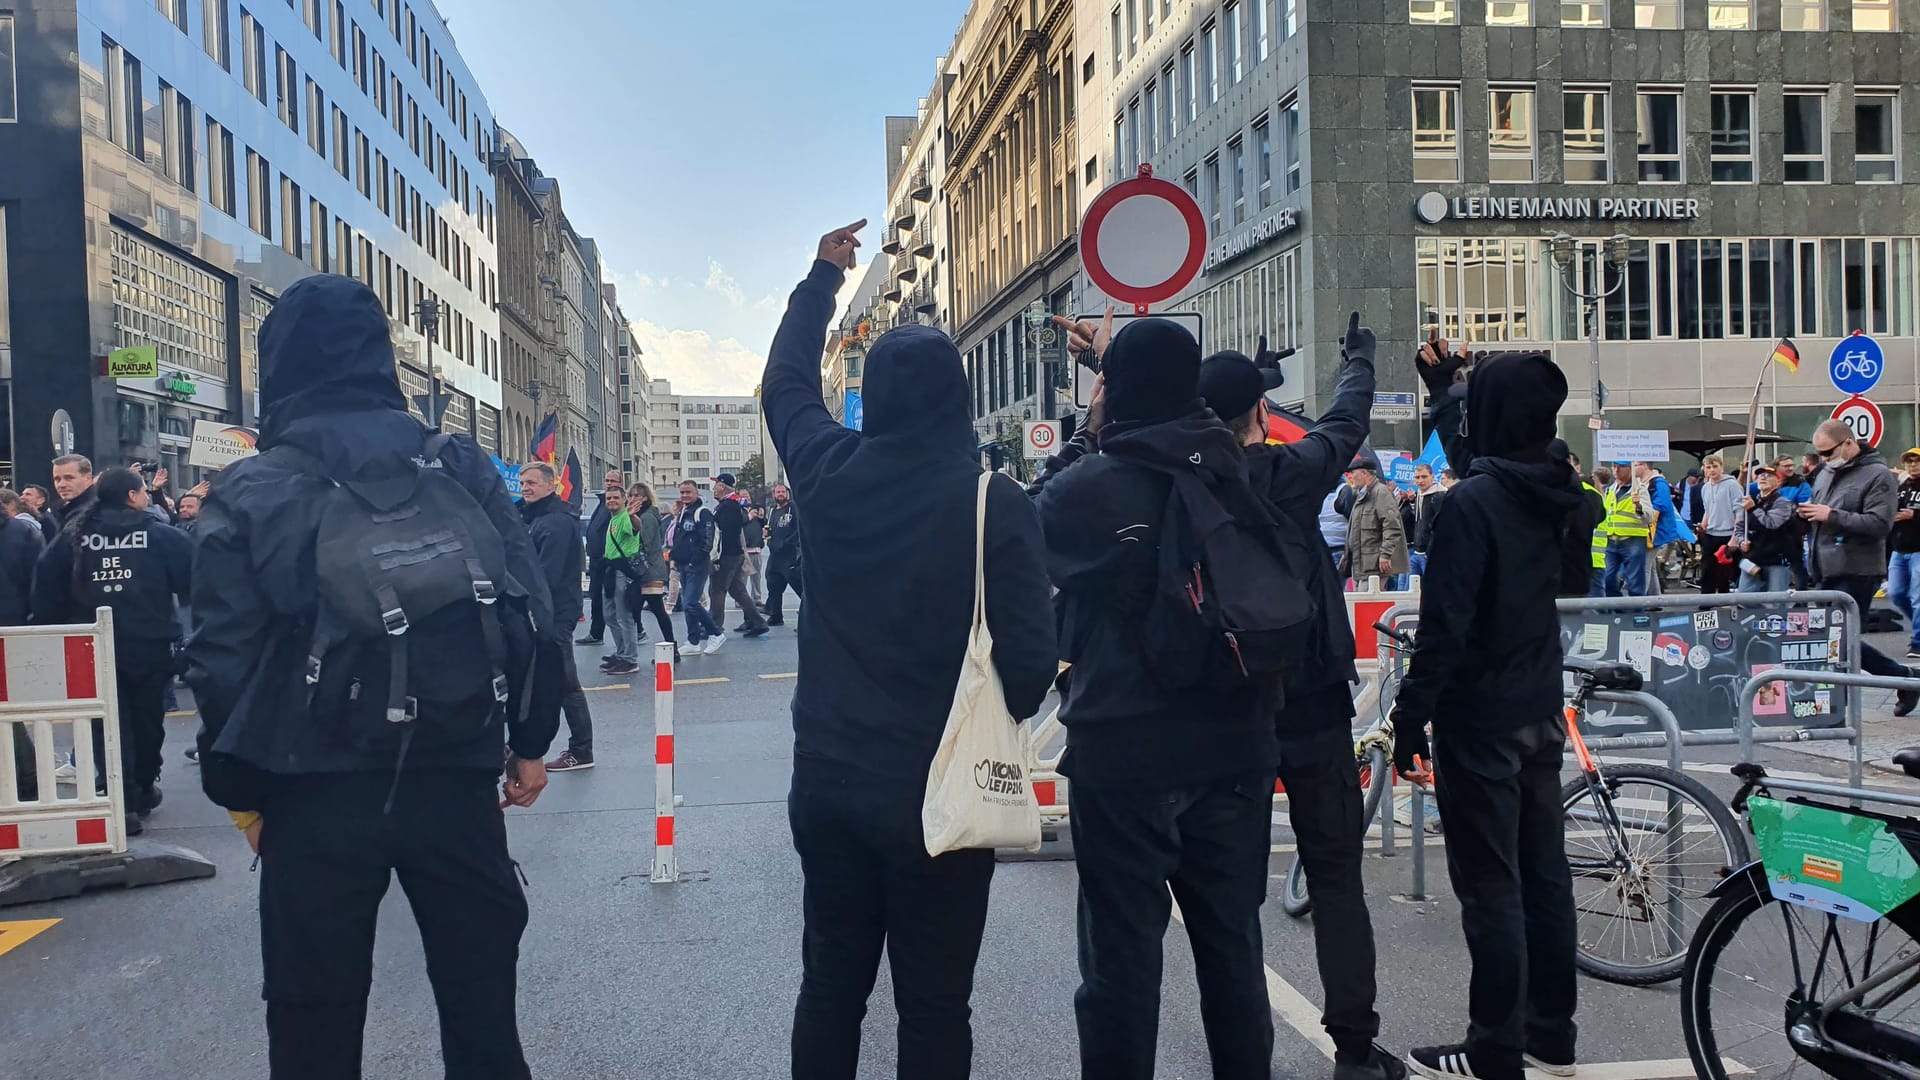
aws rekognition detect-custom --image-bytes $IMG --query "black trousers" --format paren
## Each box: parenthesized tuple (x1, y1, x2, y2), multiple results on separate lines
(585, 556, 611, 638)
(1071, 770, 1275, 1080)
(1276, 686, 1379, 1059)
(1432, 721, 1578, 1074)
(101, 636, 173, 800)
(1698, 533, 1736, 594)
(789, 773, 994, 1080)
(259, 770, 530, 1080)
(766, 561, 802, 623)
(1827, 575, 1916, 680)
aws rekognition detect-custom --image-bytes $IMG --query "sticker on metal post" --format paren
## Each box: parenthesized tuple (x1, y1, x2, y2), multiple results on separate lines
(1694, 610, 1721, 632)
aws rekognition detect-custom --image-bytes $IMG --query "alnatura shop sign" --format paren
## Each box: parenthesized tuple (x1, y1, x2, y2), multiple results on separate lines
(1415, 192, 1701, 225)
(1205, 207, 1300, 271)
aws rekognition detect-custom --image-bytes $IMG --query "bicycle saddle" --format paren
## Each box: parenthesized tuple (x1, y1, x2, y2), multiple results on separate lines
(1563, 657, 1644, 693)
(1893, 747, 1920, 781)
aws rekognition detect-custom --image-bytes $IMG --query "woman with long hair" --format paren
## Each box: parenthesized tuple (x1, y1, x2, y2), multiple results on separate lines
(629, 483, 677, 662)
(31, 466, 192, 834)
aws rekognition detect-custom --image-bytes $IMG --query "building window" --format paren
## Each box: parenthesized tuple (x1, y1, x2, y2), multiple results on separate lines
(1162, 61, 1177, 137)
(356, 130, 371, 196)
(1636, 90, 1682, 182)
(1204, 153, 1222, 236)
(329, 0, 345, 66)
(1110, 6, 1121, 72)
(332, 107, 349, 177)
(202, 0, 230, 70)
(1253, 0, 1268, 60)
(108, 229, 229, 379)
(1142, 82, 1157, 159)
(1856, 92, 1899, 183)
(1411, 0, 1458, 23)
(0, 21, 17, 124)
(156, 0, 188, 33)
(1489, 87, 1536, 182)
(1282, 97, 1301, 193)
(1784, 90, 1826, 182)
(103, 39, 145, 161)
(1229, 135, 1246, 225)
(1488, 1, 1532, 24)
(1562, 87, 1609, 182)
(245, 150, 270, 237)
(207, 119, 235, 215)
(1709, 90, 1755, 182)
(241, 9, 265, 102)
(1124, 102, 1139, 174)
(1854, 0, 1895, 31)
(1201, 19, 1217, 105)
(1562, 1, 1606, 25)
(1412, 84, 1461, 182)
(276, 47, 297, 132)
(160, 83, 195, 191)
(1416, 237, 1534, 343)
(1781, 0, 1825, 29)
(1636, 0, 1679, 27)
(1113, 115, 1124, 178)
(1180, 41, 1196, 122)
(1223, 2, 1242, 85)
(1126, 0, 1138, 57)
(306, 78, 324, 155)
(1708, 1, 1752, 28)
(281, 176, 302, 258)
(308, 198, 327, 271)
(1255, 116, 1272, 209)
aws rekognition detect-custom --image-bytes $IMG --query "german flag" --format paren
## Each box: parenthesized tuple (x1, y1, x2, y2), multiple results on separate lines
(1771, 337, 1801, 374)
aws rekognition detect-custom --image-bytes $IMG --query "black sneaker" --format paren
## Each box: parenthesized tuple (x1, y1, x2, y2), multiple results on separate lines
(545, 750, 595, 772)
(133, 785, 163, 815)
(1899, 688, 1919, 718)
(1408, 1044, 1518, 1080)
(766, 618, 784, 627)
(1907, 648, 1920, 660)
(124, 812, 145, 837)
(183, 747, 200, 765)
(575, 636, 603, 646)
(1335, 1044, 1409, 1080)
(744, 626, 770, 639)
(605, 659, 640, 675)
(733, 623, 752, 632)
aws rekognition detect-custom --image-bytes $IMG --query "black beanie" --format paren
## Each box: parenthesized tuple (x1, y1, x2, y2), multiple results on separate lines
(1103, 318, 1201, 424)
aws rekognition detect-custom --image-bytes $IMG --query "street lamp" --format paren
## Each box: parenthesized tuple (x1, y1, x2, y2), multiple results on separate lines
(1548, 232, 1631, 469)
(415, 297, 444, 429)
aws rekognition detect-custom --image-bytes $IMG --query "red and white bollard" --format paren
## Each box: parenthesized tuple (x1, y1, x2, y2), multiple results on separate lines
(650, 640, 677, 884)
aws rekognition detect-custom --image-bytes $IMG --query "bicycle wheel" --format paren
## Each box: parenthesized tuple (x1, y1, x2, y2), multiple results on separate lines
(1281, 855, 1312, 917)
(1683, 873, 1920, 1079)
(1280, 745, 1392, 920)
(1562, 764, 1746, 985)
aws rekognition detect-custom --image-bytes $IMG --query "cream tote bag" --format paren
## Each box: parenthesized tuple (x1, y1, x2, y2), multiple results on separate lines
(921, 473, 1043, 856)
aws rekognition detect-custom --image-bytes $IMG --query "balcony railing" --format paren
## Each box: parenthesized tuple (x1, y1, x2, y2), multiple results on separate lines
(910, 164, 932, 202)
(909, 280, 937, 314)
(896, 258, 918, 284)
(880, 225, 903, 255)
(882, 275, 904, 302)
(912, 231, 934, 259)
(892, 202, 915, 230)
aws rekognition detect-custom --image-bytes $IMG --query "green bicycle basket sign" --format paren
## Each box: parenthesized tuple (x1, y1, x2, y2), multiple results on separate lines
(1749, 796, 1920, 922)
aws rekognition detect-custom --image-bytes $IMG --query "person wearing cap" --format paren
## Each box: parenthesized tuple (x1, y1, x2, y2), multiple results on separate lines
(1887, 448, 1920, 659)
(1343, 456, 1409, 590)
(1735, 465, 1798, 594)
(1032, 315, 1292, 1078)
(707, 472, 769, 640)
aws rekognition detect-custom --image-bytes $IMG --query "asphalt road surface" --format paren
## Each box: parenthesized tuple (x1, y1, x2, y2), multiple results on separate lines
(3, 614, 1918, 1079)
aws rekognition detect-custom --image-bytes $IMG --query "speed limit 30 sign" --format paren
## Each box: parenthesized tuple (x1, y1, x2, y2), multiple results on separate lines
(1831, 395, 1885, 449)
(1023, 420, 1061, 460)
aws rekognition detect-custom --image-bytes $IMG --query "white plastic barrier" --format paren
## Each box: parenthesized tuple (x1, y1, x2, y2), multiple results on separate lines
(0, 609, 126, 859)
(650, 639, 677, 883)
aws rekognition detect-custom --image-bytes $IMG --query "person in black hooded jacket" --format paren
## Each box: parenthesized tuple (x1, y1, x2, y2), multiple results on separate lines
(1391, 352, 1586, 1080)
(763, 223, 1056, 1080)
(1033, 316, 1284, 1080)
(183, 274, 557, 1079)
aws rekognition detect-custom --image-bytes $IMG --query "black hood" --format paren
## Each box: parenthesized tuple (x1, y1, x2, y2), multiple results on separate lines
(1100, 408, 1248, 487)
(1471, 457, 1587, 521)
(861, 324, 978, 461)
(1104, 318, 1203, 424)
(1466, 352, 1566, 463)
(258, 274, 408, 446)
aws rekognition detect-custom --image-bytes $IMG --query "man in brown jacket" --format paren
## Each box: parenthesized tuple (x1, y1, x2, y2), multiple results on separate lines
(1344, 457, 1410, 589)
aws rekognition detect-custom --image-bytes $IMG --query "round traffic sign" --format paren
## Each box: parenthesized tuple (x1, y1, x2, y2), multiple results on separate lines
(1829, 332, 1885, 397)
(1026, 421, 1057, 453)
(1080, 167, 1208, 312)
(1831, 395, 1885, 448)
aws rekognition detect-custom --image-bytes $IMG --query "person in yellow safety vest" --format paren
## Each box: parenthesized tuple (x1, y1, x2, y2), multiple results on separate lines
(1600, 464, 1655, 597)
(1584, 465, 1609, 598)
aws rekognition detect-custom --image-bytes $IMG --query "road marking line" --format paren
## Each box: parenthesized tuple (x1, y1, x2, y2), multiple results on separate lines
(677, 677, 730, 686)
(584, 684, 630, 693)
(165, 710, 197, 718)
(758, 672, 798, 680)
(0, 919, 60, 959)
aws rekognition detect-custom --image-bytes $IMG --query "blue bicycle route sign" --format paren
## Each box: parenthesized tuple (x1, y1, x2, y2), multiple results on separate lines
(1829, 332, 1884, 397)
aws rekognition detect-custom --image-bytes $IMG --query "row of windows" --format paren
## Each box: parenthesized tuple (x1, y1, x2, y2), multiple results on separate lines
(1413, 83, 1902, 186)
(680, 402, 756, 415)
(1112, 0, 1300, 80)
(1411, 0, 1895, 30)
(0, 14, 16, 122)
(1416, 234, 1920, 348)
(109, 228, 229, 380)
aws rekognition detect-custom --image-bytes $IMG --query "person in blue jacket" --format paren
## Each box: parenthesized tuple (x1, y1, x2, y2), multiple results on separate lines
(1630, 461, 1694, 594)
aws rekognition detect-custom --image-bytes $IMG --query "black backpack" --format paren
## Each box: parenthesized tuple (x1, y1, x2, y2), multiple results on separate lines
(277, 434, 532, 758)
(1135, 465, 1322, 689)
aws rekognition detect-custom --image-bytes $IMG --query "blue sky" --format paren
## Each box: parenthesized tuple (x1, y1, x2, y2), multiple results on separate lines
(437, 0, 969, 394)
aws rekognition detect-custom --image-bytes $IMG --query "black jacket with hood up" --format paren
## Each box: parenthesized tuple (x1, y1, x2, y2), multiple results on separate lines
(1396, 353, 1588, 741)
(762, 259, 1057, 788)
(184, 275, 558, 812)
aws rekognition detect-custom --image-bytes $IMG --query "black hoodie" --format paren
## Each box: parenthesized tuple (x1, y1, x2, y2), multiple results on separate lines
(762, 260, 1057, 788)
(184, 275, 557, 811)
(1396, 353, 1587, 740)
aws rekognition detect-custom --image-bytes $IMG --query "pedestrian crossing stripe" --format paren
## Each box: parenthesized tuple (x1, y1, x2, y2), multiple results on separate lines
(0, 919, 60, 959)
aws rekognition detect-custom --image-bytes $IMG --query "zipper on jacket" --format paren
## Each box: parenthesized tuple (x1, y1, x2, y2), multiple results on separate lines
(1185, 564, 1205, 611)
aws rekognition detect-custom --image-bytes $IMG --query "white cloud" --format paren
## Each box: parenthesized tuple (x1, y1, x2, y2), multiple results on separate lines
(753, 293, 781, 313)
(704, 259, 747, 309)
(629, 318, 765, 396)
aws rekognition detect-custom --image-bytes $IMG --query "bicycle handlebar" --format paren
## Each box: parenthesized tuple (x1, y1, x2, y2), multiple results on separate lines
(1372, 621, 1416, 651)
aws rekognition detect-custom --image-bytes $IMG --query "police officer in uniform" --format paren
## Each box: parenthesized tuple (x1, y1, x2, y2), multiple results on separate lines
(32, 466, 191, 832)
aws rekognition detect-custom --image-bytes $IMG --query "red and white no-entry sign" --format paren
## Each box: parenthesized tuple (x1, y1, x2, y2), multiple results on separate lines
(1081, 165, 1208, 314)
(1832, 395, 1885, 448)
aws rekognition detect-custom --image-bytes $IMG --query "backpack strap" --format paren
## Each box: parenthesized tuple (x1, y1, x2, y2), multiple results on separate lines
(375, 583, 417, 724)
(466, 557, 511, 705)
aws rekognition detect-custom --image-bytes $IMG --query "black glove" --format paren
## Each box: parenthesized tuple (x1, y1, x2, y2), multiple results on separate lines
(1391, 707, 1431, 778)
(1416, 344, 1466, 399)
(1338, 312, 1376, 367)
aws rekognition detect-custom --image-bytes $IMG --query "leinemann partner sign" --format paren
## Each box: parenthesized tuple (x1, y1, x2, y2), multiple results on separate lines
(1415, 192, 1702, 225)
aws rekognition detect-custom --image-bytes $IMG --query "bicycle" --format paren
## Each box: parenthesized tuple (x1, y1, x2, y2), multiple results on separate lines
(1682, 757, 1920, 1080)
(1279, 621, 1410, 918)
(1561, 656, 1747, 985)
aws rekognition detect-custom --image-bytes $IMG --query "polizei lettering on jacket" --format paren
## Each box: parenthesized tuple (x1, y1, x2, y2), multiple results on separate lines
(973, 757, 1026, 796)
(80, 531, 150, 551)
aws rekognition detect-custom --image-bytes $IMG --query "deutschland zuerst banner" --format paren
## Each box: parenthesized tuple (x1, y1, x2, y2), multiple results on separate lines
(493, 456, 523, 499)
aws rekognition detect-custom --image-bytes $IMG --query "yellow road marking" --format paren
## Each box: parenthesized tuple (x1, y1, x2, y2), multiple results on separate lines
(584, 684, 630, 692)
(677, 677, 730, 686)
(758, 672, 798, 680)
(165, 710, 197, 718)
(0, 919, 60, 959)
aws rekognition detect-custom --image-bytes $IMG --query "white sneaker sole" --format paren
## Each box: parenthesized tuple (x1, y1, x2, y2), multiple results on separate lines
(549, 762, 596, 772)
(1524, 1056, 1576, 1077)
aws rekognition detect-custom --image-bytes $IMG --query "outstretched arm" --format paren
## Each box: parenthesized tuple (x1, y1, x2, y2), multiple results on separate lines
(763, 223, 864, 493)
(1256, 313, 1376, 504)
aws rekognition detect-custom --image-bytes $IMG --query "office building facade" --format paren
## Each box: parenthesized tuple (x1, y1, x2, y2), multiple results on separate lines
(1088, 0, 1919, 457)
(0, 0, 505, 484)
